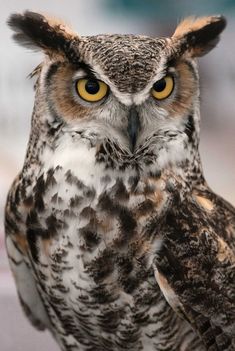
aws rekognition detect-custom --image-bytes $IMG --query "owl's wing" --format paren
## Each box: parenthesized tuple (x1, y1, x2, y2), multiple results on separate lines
(5, 177, 52, 331)
(153, 188, 235, 350)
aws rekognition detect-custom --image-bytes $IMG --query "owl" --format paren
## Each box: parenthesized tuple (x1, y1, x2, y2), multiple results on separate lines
(5, 10, 235, 351)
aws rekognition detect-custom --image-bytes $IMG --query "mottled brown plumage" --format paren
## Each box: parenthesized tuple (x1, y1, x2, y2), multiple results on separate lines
(5, 10, 235, 351)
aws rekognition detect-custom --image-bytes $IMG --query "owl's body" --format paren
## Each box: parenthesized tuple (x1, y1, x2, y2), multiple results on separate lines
(7, 144, 200, 351)
(5, 12, 235, 351)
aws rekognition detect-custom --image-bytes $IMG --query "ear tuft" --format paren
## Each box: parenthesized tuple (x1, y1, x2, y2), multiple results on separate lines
(7, 11, 79, 58)
(172, 15, 226, 57)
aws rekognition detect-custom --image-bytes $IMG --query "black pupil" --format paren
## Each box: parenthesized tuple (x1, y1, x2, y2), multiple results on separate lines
(85, 79, 100, 94)
(153, 78, 166, 92)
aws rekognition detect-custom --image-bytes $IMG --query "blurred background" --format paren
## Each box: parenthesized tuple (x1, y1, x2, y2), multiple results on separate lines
(0, 1, 234, 350)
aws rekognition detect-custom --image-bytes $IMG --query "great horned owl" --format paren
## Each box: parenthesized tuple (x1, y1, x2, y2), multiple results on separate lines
(5, 11, 235, 351)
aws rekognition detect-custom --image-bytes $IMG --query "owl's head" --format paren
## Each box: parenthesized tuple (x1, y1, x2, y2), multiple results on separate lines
(8, 12, 226, 177)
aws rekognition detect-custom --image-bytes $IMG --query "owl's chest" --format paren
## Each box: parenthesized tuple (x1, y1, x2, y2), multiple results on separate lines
(27, 142, 183, 349)
(35, 140, 163, 280)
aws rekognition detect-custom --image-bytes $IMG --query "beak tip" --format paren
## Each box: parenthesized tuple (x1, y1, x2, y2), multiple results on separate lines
(127, 107, 140, 152)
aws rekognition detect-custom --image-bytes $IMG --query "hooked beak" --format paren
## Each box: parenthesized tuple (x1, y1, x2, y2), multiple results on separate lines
(127, 107, 140, 152)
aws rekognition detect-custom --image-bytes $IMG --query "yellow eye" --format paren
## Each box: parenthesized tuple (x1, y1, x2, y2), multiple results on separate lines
(76, 78, 108, 102)
(152, 75, 174, 100)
